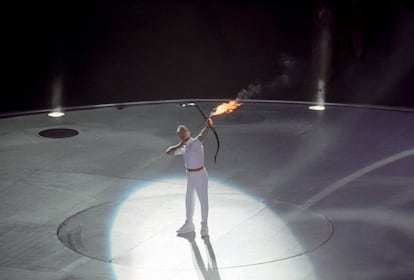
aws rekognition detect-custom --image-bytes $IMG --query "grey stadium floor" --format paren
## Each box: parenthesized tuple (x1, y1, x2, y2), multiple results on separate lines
(1, 100, 413, 280)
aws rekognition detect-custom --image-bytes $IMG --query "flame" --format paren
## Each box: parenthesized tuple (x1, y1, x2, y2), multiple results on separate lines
(210, 99, 242, 117)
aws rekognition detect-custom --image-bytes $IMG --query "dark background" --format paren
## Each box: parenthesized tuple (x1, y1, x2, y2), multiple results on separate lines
(3, 0, 414, 113)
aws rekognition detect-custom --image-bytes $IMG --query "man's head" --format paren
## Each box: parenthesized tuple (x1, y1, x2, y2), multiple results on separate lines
(177, 125, 191, 141)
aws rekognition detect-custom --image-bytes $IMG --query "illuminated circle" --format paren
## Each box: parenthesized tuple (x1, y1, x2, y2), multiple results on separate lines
(57, 178, 333, 280)
(308, 105, 326, 111)
(48, 111, 65, 118)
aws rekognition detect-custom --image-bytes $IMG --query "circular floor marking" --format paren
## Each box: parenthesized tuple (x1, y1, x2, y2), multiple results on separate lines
(57, 193, 333, 270)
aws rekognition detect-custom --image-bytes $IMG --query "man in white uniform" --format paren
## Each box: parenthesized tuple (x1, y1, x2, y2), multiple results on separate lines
(166, 119, 212, 238)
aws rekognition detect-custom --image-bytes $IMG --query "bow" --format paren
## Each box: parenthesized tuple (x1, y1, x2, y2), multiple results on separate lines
(181, 102, 220, 163)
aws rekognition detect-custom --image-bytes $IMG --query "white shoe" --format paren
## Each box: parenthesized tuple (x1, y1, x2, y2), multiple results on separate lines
(200, 223, 209, 238)
(176, 221, 195, 234)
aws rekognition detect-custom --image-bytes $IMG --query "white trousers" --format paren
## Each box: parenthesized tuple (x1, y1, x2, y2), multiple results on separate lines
(185, 168, 209, 224)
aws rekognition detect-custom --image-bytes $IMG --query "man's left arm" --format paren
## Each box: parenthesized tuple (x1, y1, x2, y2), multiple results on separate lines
(197, 118, 213, 142)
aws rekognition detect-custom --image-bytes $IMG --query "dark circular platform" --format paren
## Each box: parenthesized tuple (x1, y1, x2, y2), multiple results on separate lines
(38, 128, 79, 138)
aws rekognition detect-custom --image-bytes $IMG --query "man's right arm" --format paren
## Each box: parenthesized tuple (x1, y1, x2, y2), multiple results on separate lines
(165, 142, 184, 155)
